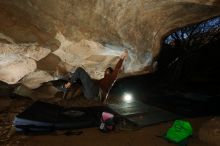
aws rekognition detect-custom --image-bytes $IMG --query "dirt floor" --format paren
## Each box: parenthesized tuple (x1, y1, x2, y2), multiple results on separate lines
(0, 94, 215, 146)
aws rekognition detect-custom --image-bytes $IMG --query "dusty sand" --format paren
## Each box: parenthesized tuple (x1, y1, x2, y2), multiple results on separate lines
(0, 95, 214, 146)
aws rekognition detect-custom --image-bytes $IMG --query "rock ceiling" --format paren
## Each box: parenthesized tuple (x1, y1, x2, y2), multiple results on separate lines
(0, 0, 220, 88)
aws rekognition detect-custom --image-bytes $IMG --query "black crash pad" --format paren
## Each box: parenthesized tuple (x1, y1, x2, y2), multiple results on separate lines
(14, 101, 113, 132)
(108, 101, 181, 127)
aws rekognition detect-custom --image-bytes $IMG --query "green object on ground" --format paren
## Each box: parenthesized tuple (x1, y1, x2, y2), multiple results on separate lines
(165, 120, 193, 143)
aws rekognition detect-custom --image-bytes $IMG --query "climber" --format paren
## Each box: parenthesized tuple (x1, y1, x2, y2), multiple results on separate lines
(63, 50, 128, 103)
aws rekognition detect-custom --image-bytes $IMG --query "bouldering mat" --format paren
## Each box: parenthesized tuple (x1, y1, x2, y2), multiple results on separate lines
(108, 101, 181, 127)
(14, 101, 113, 132)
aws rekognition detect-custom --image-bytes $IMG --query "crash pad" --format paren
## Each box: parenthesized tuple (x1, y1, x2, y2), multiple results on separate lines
(14, 101, 113, 132)
(108, 101, 181, 127)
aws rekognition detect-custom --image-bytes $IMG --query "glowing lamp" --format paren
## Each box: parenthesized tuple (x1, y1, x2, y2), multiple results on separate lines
(123, 93, 133, 103)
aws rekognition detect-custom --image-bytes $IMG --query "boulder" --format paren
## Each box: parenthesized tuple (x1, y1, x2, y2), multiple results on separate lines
(199, 117, 220, 146)
(0, 54, 36, 84)
(0, 0, 220, 85)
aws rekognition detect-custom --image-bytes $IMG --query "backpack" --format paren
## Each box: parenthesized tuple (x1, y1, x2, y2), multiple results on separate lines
(164, 120, 193, 145)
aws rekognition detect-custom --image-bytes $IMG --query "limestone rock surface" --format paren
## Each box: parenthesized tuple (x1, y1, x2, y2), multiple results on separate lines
(0, 0, 220, 86)
(21, 70, 53, 89)
(199, 117, 220, 146)
(0, 54, 36, 84)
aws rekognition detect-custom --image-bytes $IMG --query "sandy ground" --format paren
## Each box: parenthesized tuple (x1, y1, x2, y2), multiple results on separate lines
(0, 93, 215, 146)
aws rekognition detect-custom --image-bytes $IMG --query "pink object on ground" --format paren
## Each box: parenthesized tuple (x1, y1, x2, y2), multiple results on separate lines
(102, 112, 114, 121)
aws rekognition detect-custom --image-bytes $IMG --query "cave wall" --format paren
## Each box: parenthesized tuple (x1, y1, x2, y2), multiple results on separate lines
(0, 0, 220, 86)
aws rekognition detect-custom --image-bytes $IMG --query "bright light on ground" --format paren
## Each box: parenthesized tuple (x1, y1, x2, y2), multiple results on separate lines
(123, 93, 133, 103)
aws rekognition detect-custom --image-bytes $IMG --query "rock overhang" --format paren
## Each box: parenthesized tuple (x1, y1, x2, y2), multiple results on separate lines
(0, 0, 220, 87)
